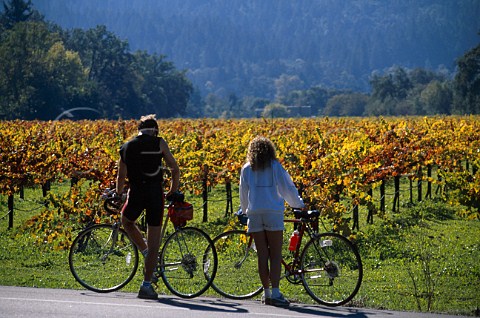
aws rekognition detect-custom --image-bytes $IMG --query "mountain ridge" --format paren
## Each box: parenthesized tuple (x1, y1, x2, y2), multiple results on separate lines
(32, 0, 480, 98)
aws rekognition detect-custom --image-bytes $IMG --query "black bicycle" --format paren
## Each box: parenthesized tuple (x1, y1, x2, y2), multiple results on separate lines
(69, 193, 217, 298)
(210, 208, 363, 306)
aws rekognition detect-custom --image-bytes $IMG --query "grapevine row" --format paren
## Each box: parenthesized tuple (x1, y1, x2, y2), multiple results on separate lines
(1, 116, 479, 220)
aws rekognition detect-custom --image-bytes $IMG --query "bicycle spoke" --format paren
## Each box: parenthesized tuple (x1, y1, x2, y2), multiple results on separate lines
(69, 224, 138, 293)
(300, 233, 362, 306)
(159, 227, 217, 298)
(211, 230, 263, 299)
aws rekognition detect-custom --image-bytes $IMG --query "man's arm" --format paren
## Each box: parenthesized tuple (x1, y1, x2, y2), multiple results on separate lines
(116, 158, 128, 194)
(160, 138, 180, 197)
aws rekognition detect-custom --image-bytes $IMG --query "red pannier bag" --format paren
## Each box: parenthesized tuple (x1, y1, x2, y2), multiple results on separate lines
(168, 201, 193, 227)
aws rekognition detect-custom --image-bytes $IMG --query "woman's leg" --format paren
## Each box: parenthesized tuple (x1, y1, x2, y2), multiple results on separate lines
(265, 230, 283, 289)
(252, 231, 270, 289)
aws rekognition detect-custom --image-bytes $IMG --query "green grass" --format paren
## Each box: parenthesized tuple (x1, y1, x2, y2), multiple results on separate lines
(0, 180, 479, 316)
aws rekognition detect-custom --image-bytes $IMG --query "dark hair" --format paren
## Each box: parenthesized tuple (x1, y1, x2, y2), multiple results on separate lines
(247, 136, 276, 171)
(138, 114, 159, 131)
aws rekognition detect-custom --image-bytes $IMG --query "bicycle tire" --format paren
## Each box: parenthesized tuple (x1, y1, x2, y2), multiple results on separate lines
(158, 226, 217, 298)
(300, 232, 363, 306)
(210, 230, 263, 299)
(69, 224, 139, 293)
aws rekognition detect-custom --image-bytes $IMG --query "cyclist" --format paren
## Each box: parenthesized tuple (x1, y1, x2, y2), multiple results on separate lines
(239, 136, 305, 307)
(116, 114, 180, 300)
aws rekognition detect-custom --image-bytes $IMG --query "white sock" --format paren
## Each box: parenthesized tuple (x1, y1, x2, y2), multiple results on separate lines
(272, 288, 280, 298)
(263, 288, 271, 298)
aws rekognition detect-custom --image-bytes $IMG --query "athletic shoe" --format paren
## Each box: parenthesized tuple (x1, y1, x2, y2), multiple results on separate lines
(261, 294, 272, 305)
(269, 293, 290, 307)
(138, 285, 158, 300)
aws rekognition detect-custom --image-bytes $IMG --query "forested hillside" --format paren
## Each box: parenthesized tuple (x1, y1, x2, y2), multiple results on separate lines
(32, 0, 479, 99)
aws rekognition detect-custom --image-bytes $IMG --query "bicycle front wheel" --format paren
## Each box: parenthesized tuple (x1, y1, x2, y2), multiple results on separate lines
(69, 224, 139, 293)
(300, 232, 363, 306)
(159, 227, 217, 298)
(210, 230, 263, 299)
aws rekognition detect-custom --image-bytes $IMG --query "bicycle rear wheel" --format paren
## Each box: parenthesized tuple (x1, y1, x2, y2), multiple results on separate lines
(210, 230, 263, 299)
(300, 232, 363, 306)
(158, 226, 217, 298)
(69, 224, 139, 293)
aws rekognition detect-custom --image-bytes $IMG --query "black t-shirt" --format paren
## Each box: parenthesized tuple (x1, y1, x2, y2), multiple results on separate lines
(119, 134, 164, 186)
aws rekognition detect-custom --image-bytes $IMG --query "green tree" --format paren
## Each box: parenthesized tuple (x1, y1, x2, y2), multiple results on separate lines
(370, 67, 413, 103)
(203, 93, 226, 118)
(262, 103, 289, 118)
(0, 21, 86, 119)
(1, 0, 34, 29)
(282, 86, 340, 115)
(274, 74, 304, 102)
(132, 51, 193, 118)
(323, 93, 369, 117)
(62, 25, 140, 118)
(62, 26, 193, 119)
(420, 81, 452, 115)
(453, 41, 480, 114)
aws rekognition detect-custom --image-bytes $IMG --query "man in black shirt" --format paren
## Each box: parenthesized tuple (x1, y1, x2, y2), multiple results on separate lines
(116, 114, 180, 299)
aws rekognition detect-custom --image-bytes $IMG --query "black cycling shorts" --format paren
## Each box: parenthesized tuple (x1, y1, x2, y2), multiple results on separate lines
(121, 183, 164, 226)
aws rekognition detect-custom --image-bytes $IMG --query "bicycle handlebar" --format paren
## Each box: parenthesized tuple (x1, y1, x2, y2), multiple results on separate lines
(292, 209, 320, 219)
(104, 197, 123, 215)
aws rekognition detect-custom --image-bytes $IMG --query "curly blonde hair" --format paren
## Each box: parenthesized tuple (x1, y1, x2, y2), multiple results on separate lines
(247, 136, 277, 171)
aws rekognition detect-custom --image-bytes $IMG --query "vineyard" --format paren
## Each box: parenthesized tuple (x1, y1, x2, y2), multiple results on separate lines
(1, 116, 479, 246)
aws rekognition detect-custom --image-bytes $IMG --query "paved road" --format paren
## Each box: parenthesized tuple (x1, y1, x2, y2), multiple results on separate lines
(0, 286, 471, 318)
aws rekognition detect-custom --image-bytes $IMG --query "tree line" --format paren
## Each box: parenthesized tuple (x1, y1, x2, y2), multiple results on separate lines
(0, 0, 192, 120)
(0, 0, 479, 119)
(204, 58, 479, 118)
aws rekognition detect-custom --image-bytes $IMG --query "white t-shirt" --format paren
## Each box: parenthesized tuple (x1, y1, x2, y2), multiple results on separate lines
(239, 160, 304, 215)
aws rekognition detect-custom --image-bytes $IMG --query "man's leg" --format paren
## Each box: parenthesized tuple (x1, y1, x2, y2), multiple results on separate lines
(122, 214, 147, 252)
(144, 225, 161, 281)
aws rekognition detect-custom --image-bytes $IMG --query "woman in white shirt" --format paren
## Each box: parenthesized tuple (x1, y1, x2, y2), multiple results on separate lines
(239, 136, 305, 307)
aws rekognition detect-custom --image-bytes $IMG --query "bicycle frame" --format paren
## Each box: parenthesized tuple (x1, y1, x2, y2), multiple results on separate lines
(237, 214, 318, 280)
(211, 209, 363, 305)
(282, 218, 307, 279)
(70, 196, 218, 297)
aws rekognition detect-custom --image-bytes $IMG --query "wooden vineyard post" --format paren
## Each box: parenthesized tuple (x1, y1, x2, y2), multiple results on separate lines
(202, 164, 208, 222)
(224, 181, 233, 217)
(8, 194, 14, 229)
(392, 175, 400, 212)
(409, 178, 414, 204)
(380, 179, 386, 215)
(42, 180, 51, 197)
(352, 203, 359, 231)
(417, 167, 423, 202)
(367, 188, 374, 224)
(426, 165, 432, 199)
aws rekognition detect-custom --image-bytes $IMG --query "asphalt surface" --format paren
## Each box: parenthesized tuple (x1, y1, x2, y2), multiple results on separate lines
(0, 286, 472, 318)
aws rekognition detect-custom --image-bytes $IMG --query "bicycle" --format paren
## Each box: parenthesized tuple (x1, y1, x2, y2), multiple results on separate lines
(68, 191, 218, 298)
(209, 208, 363, 306)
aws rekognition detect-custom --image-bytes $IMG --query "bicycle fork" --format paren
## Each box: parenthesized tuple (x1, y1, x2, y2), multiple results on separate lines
(100, 223, 122, 263)
(234, 235, 256, 269)
(304, 236, 337, 285)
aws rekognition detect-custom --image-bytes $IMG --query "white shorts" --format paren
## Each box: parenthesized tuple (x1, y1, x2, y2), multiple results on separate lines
(247, 212, 285, 233)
